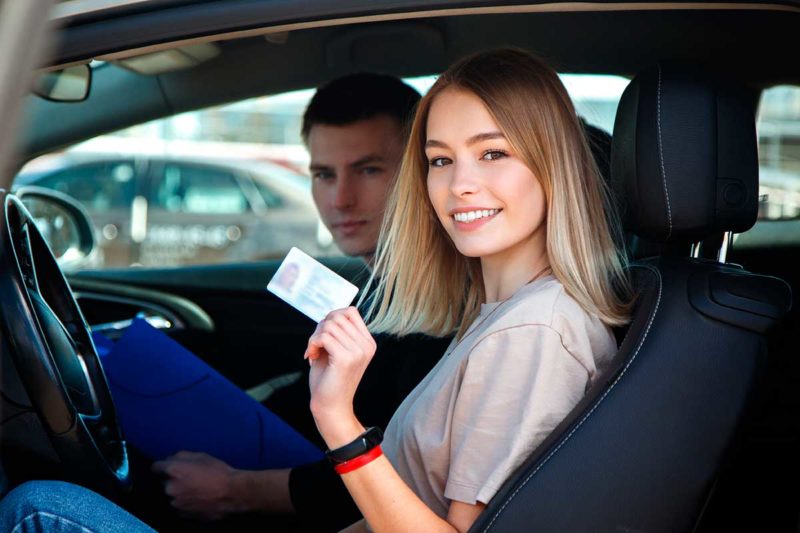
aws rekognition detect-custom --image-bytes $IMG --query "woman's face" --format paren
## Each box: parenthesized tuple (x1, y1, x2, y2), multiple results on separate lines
(425, 88, 547, 261)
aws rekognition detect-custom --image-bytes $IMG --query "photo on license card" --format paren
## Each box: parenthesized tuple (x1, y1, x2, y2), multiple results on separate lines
(267, 247, 359, 322)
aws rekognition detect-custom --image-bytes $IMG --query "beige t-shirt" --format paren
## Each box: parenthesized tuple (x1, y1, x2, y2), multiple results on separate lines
(381, 275, 616, 518)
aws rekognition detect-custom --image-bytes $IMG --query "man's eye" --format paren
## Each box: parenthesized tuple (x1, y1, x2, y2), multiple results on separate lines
(481, 150, 508, 161)
(312, 171, 334, 181)
(428, 157, 451, 168)
(361, 166, 383, 176)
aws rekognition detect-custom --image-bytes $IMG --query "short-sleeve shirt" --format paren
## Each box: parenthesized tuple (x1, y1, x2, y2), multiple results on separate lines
(381, 275, 616, 518)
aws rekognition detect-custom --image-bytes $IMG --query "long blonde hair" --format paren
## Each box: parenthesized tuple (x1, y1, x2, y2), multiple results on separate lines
(362, 48, 631, 337)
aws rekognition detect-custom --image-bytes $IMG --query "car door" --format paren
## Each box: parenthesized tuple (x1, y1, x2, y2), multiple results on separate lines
(68, 256, 370, 407)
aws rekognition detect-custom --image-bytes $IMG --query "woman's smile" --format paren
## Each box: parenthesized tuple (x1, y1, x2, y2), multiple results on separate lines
(450, 207, 502, 230)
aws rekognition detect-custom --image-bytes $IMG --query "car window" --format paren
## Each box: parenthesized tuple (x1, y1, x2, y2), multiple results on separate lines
(252, 179, 284, 209)
(756, 85, 800, 221)
(153, 163, 249, 215)
(32, 161, 136, 213)
(408, 74, 628, 134)
(723, 85, 800, 252)
(15, 86, 337, 269)
(15, 74, 629, 270)
(560, 74, 629, 133)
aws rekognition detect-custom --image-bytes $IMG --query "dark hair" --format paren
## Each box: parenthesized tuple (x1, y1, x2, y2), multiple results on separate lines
(301, 73, 421, 141)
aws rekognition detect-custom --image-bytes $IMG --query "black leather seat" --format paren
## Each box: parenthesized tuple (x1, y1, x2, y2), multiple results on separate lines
(470, 65, 791, 532)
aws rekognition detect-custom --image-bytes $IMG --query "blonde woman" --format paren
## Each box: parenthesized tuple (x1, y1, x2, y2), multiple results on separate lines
(305, 48, 631, 533)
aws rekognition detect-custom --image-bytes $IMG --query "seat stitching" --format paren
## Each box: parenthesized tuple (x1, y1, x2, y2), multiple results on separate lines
(657, 64, 673, 240)
(481, 264, 662, 532)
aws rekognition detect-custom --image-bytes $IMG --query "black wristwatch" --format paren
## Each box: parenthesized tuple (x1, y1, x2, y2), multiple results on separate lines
(325, 426, 384, 465)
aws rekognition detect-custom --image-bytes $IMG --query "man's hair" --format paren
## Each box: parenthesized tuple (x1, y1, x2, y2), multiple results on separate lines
(302, 73, 421, 141)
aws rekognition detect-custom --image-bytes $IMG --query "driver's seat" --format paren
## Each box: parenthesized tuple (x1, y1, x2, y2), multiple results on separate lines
(471, 65, 791, 532)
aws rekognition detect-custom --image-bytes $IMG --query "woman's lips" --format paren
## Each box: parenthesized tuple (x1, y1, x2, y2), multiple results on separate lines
(333, 220, 368, 236)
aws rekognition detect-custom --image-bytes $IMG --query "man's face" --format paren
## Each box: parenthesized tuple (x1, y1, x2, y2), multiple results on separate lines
(309, 115, 405, 261)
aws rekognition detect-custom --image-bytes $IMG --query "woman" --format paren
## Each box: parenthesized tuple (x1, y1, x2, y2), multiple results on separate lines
(0, 48, 629, 533)
(305, 48, 630, 532)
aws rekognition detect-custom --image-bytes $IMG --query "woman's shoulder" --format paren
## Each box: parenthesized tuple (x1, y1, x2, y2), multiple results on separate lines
(486, 277, 615, 367)
(488, 275, 566, 330)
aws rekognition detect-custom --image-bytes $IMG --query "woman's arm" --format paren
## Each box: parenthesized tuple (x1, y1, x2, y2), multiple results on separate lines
(306, 308, 483, 533)
(339, 453, 451, 533)
(338, 511, 488, 533)
(339, 455, 484, 533)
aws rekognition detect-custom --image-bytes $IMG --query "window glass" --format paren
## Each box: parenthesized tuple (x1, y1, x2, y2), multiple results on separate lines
(756, 85, 800, 220)
(407, 74, 629, 134)
(560, 74, 629, 133)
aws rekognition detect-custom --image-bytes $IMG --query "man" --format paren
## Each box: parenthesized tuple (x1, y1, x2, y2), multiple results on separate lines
(152, 73, 450, 532)
(306, 73, 415, 263)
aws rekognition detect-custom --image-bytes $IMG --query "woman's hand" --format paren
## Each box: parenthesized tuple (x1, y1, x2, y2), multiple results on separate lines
(304, 306, 376, 448)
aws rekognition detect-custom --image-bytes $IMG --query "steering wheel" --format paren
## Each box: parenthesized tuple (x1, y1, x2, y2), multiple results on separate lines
(0, 191, 130, 492)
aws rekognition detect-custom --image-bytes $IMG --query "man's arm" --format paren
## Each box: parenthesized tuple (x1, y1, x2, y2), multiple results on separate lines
(152, 452, 293, 519)
(151, 450, 363, 529)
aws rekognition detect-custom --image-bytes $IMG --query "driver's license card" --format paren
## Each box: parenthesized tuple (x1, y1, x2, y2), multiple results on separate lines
(267, 247, 359, 322)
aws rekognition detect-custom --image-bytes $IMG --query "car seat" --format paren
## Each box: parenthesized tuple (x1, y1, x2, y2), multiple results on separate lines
(470, 65, 792, 532)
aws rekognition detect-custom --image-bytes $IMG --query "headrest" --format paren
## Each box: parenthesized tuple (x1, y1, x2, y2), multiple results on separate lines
(611, 65, 759, 243)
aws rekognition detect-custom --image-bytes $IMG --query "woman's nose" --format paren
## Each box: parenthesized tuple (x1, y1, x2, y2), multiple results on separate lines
(448, 160, 480, 197)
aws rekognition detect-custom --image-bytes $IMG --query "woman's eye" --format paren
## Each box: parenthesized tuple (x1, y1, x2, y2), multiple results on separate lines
(428, 157, 451, 168)
(481, 150, 508, 161)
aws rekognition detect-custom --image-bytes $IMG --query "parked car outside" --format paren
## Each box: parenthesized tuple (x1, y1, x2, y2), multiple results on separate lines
(16, 152, 335, 268)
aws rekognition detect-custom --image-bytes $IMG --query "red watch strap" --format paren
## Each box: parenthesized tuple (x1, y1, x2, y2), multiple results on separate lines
(334, 445, 383, 475)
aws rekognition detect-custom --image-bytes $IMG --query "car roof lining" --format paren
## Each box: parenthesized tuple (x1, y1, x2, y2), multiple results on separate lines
(20, 5, 800, 161)
(86, 2, 799, 65)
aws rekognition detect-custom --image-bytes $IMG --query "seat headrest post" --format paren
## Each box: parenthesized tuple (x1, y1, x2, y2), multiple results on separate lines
(717, 230, 733, 264)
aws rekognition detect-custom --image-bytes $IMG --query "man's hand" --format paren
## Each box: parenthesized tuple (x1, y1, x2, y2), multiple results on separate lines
(151, 451, 245, 520)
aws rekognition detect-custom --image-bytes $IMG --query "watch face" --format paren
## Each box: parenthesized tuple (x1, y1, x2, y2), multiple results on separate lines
(327, 426, 384, 464)
(364, 426, 384, 447)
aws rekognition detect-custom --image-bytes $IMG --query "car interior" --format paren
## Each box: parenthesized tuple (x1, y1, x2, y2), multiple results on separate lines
(2, 1, 799, 531)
